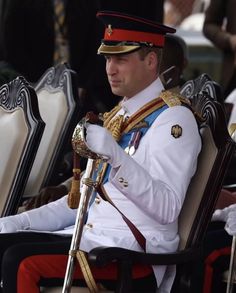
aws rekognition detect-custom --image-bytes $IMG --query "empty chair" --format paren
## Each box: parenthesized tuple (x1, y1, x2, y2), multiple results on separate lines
(23, 63, 81, 196)
(0, 76, 45, 216)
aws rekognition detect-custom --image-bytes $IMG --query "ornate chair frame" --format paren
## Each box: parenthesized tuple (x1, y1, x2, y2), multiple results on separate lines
(0, 76, 45, 216)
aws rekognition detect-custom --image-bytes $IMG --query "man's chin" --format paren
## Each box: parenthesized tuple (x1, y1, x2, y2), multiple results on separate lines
(110, 87, 123, 97)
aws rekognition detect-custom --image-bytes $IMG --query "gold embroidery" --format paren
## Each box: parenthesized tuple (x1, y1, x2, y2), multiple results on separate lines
(160, 90, 182, 107)
(160, 90, 191, 107)
(102, 92, 171, 139)
(103, 104, 122, 128)
(99, 91, 186, 182)
(105, 114, 126, 141)
(123, 98, 165, 133)
(171, 124, 182, 138)
(76, 251, 99, 292)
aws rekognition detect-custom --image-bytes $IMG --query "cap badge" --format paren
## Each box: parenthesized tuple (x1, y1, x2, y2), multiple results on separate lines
(171, 125, 182, 138)
(107, 24, 113, 36)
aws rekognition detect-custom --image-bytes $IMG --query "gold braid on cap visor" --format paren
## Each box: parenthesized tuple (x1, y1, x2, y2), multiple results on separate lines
(97, 43, 140, 54)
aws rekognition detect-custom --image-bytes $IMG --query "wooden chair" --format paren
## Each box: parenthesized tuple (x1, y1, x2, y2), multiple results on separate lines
(180, 72, 223, 104)
(86, 79, 235, 292)
(23, 63, 81, 196)
(0, 76, 45, 216)
(184, 79, 236, 292)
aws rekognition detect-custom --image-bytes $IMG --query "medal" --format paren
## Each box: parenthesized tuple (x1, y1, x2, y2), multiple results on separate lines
(129, 146, 136, 156)
(125, 146, 130, 154)
(125, 131, 142, 156)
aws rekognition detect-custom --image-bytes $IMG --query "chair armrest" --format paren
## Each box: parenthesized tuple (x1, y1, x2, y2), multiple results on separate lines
(88, 246, 202, 267)
(223, 184, 236, 190)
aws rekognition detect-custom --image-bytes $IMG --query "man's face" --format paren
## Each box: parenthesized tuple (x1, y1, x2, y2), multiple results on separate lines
(105, 50, 157, 98)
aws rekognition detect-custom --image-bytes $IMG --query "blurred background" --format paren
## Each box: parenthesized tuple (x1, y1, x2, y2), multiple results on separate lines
(163, 0, 221, 83)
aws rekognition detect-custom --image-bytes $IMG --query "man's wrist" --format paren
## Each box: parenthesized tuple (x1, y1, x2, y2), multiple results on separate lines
(17, 213, 30, 230)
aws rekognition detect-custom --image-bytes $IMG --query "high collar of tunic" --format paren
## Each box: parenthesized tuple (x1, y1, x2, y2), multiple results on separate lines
(120, 78, 164, 117)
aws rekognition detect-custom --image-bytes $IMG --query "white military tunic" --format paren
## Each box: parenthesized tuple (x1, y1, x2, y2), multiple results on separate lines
(25, 78, 202, 292)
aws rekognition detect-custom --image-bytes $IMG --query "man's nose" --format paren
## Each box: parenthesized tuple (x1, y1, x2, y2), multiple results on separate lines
(106, 60, 117, 75)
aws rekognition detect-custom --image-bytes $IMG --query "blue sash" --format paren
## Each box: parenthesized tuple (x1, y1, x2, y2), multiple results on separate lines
(102, 104, 169, 183)
(87, 103, 168, 217)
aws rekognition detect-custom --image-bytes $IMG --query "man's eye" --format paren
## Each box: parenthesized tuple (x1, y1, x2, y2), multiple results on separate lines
(118, 57, 127, 62)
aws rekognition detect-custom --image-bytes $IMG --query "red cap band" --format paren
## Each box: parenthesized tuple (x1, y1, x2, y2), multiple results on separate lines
(104, 28, 165, 47)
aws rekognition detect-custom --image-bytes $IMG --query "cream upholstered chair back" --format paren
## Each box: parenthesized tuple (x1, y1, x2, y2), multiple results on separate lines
(0, 76, 45, 216)
(178, 123, 218, 249)
(23, 63, 80, 196)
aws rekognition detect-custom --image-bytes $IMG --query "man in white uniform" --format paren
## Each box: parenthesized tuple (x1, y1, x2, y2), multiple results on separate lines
(0, 10, 201, 293)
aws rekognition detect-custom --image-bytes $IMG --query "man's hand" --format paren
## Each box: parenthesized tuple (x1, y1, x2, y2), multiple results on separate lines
(212, 204, 236, 236)
(85, 123, 126, 167)
(225, 207, 236, 236)
(212, 204, 236, 222)
(23, 185, 68, 211)
(0, 214, 30, 233)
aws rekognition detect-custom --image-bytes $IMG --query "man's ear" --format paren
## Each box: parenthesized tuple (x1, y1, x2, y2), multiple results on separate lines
(146, 51, 157, 69)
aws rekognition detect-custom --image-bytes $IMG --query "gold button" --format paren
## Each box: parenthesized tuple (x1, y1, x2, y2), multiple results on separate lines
(118, 177, 124, 183)
(123, 181, 128, 187)
(87, 223, 93, 228)
(95, 197, 101, 204)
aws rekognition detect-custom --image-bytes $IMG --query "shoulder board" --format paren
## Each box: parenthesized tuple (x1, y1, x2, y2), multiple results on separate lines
(160, 90, 191, 107)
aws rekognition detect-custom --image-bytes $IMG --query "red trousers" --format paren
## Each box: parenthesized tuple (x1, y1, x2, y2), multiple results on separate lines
(17, 254, 153, 292)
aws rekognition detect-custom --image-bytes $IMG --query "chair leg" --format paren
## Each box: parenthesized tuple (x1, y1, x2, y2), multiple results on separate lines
(115, 261, 132, 293)
(171, 264, 193, 293)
